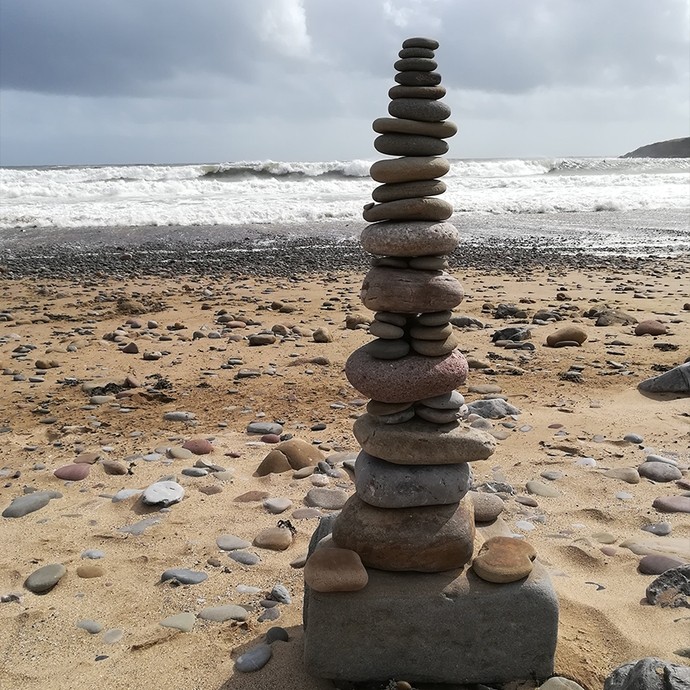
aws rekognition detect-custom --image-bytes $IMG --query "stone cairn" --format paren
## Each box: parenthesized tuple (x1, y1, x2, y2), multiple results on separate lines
(303, 37, 558, 686)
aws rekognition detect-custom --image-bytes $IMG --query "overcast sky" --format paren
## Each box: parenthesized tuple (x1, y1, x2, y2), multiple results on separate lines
(1, 0, 688, 165)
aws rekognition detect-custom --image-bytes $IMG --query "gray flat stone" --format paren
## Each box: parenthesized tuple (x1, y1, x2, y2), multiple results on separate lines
(24, 563, 66, 593)
(198, 605, 248, 622)
(160, 612, 196, 632)
(142, 481, 184, 507)
(638, 363, 690, 394)
(246, 421, 283, 435)
(76, 619, 103, 634)
(119, 517, 161, 535)
(2, 491, 57, 518)
(305, 488, 348, 510)
(604, 657, 690, 689)
(466, 399, 521, 419)
(229, 551, 261, 566)
(638, 462, 682, 482)
(355, 451, 470, 508)
(160, 568, 208, 585)
(235, 643, 273, 673)
(216, 534, 251, 551)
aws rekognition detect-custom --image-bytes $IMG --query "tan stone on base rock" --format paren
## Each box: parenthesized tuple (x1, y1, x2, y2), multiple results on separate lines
(353, 413, 495, 464)
(332, 494, 475, 572)
(304, 547, 369, 592)
(472, 536, 537, 583)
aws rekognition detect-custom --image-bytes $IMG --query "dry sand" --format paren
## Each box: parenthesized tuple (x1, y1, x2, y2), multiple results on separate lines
(0, 263, 688, 690)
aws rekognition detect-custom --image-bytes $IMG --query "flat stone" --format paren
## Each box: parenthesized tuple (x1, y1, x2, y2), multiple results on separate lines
(639, 462, 682, 482)
(394, 56, 438, 71)
(24, 563, 66, 593)
(118, 517, 160, 535)
(470, 491, 504, 522)
(254, 527, 293, 551)
(101, 459, 128, 475)
(264, 497, 292, 514)
(164, 411, 196, 422)
(638, 554, 686, 575)
(246, 421, 283, 435)
(2, 492, 54, 518)
(388, 84, 446, 100)
(653, 496, 690, 513)
(234, 490, 270, 502)
(374, 133, 448, 157)
(603, 468, 640, 484)
(182, 438, 214, 455)
(76, 564, 104, 578)
(414, 405, 460, 425)
(304, 547, 369, 592)
(229, 551, 261, 566)
(169, 446, 193, 460)
(364, 197, 453, 223)
(388, 98, 451, 122)
(526, 480, 560, 498)
(160, 568, 208, 585)
(373, 117, 456, 139)
(235, 644, 272, 673)
(409, 323, 453, 340)
(546, 327, 587, 347)
(394, 70, 442, 87)
(635, 320, 668, 336)
(355, 451, 470, 508)
(142, 481, 184, 507)
(198, 605, 249, 622)
(160, 612, 196, 632)
(419, 390, 464, 409)
(332, 494, 474, 572)
(409, 256, 448, 270)
(645, 565, 690, 608)
(472, 536, 537, 583)
(354, 414, 495, 464)
(76, 619, 104, 634)
(364, 338, 410, 360)
(466, 398, 520, 419)
(641, 522, 672, 536)
(369, 157, 450, 184)
(369, 320, 405, 339)
(54, 463, 90, 481)
(604, 657, 690, 689)
(346, 347, 468, 403)
(371, 179, 446, 203)
(303, 562, 557, 684)
(638, 362, 690, 394)
(410, 335, 458, 357)
(216, 534, 251, 551)
(305, 488, 348, 510)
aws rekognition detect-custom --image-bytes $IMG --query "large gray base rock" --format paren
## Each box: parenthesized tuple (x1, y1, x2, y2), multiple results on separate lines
(303, 562, 558, 684)
(604, 657, 690, 690)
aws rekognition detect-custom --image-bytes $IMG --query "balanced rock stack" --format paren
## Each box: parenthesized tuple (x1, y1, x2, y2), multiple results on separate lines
(303, 38, 559, 686)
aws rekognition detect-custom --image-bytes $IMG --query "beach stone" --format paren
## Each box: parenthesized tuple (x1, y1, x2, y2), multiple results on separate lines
(388, 98, 451, 122)
(638, 362, 690, 394)
(76, 564, 104, 578)
(373, 117, 457, 139)
(101, 459, 127, 475)
(235, 644, 272, 673)
(394, 57, 438, 71)
(466, 398, 520, 419)
(303, 561, 557, 684)
(182, 438, 214, 455)
(394, 71, 442, 87)
(365, 338, 410, 360)
(81, 549, 105, 559)
(540, 679, 586, 690)
(402, 36, 439, 49)
(604, 468, 641, 484)
(645, 566, 690, 608)
(54, 463, 90, 481)
(234, 490, 270, 502)
(161, 568, 208, 585)
(646, 454, 679, 466)
(624, 433, 644, 444)
(388, 84, 446, 100)
(409, 256, 448, 270)
(264, 497, 292, 514)
(414, 405, 459, 424)
(332, 494, 474, 572)
(369, 157, 450, 184)
(526, 480, 560, 498)
(470, 491, 504, 522)
(361, 267, 463, 313)
(641, 522, 672, 536)
(75, 451, 101, 464)
(369, 320, 405, 339)
(77, 619, 104, 634)
(246, 421, 283, 435)
(254, 527, 293, 551)
(635, 320, 668, 336)
(346, 348, 468, 403)
(409, 323, 453, 340)
(142, 481, 184, 507)
(653, 496, 690, 513)
(360, 221, 459, 257)
(420, 390, 464, 409)
(604, 657, 690, 689)
(255, 439, 323, 476)
(265, 627, 290, 644)
(2, 491, 55, 518)
(374, 134, 448, 157)
(354, 414, 495, 464)
(229, 551, 261, 566)
(305, 488, 348, 510)
(255, 449, 291, 475)
(355, 451, 470, 508)
(398, 46, 435, 58)
(198, 605, 249, 622)
(164, 411, 195, 422)
(472, 537, 537, 583)
(546, 326, 587, 347)
(160, 612, 196, 632)
(24, 563, 66, 593)
(410, 335, 458, 357)
(304, 547, 368, 592)
(638, 554, 686, 575)
(639, 462, 682, 482)
(216, 534, 251, 551)
(169, 446, 194, 459)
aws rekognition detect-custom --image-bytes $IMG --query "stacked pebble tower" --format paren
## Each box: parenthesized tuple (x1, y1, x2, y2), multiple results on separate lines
(303, 37, 558, 686)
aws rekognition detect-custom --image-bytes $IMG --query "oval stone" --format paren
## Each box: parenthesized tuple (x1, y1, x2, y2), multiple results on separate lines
(546, 327, 587, 347)
(374, 134, 448, 157)
(638, 462, 682, 482)
(372, 180, 446, 203)
(394, 71, 442, 87)
(332, 494, 474, 572)
(373, 117, 457, 139)
(345, 347, 468, 403)
(361, 221, 458, 257)
(304, 547, 369, 592)
(389, 85, 446, 100)
(54, 464, 90, 481)
(389, 98, 451, 122)
(25, 563, 67, 593)
(410, 335, 458, 357)
(398, 47, 435, 59)
(363, 197, 453, 223)
(402, 36, 440, 50)
(370, 157, 450, 184)
(365, 338, 410, 360)
(360, 267, 463, 313)
(394, 57, 438, 72)
(355, 451, 470, 508)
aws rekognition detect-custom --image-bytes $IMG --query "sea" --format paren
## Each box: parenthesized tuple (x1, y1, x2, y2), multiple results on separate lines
(1, 157, 689, 257)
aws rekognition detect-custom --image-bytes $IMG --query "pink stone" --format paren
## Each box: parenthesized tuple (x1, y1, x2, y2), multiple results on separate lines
(54, 464, 90, 480)
(182, 438, 214, 455)
(261, 434, 281, 444)
(634, 320, 667, 336)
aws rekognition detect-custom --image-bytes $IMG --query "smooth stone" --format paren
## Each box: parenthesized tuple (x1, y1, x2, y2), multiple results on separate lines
(160, 612, 196, 632)
(24, 563, 66, 593)
(372, 179, 447, 203)
(265, 626, 289, 644)
(420, 390, 464, 409)
(638, 362, 690, 394)
(304, 547, 369, 592)
(639, 462, 682, 482)
(264, 497, 292, 514)
(246, 421, 283, 435)
(414, 405, 459, 425)
(388, 98, 450, 121)
(638, 554, 686, 575)
(646, 454, 679, 466)
(81, 549, 105, 559)
(394, 56, 438, 71)
(603, 468, 641, 484)
(112, 489, 144, 502)
(367, 400, 414, 416)
(634, 319, 668, 336)
(346, 347, 468, 403)
(365, 338, 411, 360)
(354, 414, 495, 464)
(360, 221, 458, 257)
(394, 70, 442, 87)
(234, 490, 270, 502)
(645, 565, 690, 607)
(409, 256, 448, 270)
(235, 644, 272, 673)
(332, 494, 475, 572)
(54, 464, 90, 481)
(372, 408, 417, 425)
(369, 157, 450, 184)
(374, 311, 408, 327)
(623, 433, 644, 444)
(409, 323, 453, 340)
(254, 527, 293, 551)
(101, 459, 127, 475)
(398, 46, 435, 58)
(198, 605, 248, 622)
(641, 522, 672, 536)
(76, 564, 104, 578)
(416, 310, 453, 326)
(229, 551, 261, 565)
(410, 335, 458, 357)
(305, 488, 348, 510)
(369, 320, 405, 339)
(388, 84, 446, 100)
(470, 491, 504, 522)
(118, 517, 161, 535)
(373, 116, 457, 139)
(472, 537, 537, 583)
(526, 480, 560, 498)
(604, 657, 690, 689)
(652, 496, 690, 513)
(103, 629, 124, 644)
(142, 481, 184, 507)
(466, 398, 520, 419)
(169, 446, 193, 460)
(2, 492, 53, 518)
(216, 534, 251, 551)
(546, 327, 587, 347)
(182, 438, 214, 455)
(160, 568, 208, 585)
(540, 679, 586, 690)
(355, 451, 470, 508)
(76, 619, 104, 634)
(374, 133, 448, 157)
(402, 36, 439, 49)
(164, 411, 196, 422)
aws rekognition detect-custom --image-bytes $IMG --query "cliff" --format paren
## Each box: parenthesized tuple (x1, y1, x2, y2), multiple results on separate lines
(621, 137, 690, 158)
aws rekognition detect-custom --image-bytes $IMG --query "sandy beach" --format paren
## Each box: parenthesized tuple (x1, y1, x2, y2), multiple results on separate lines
(0, 254, 688, 690)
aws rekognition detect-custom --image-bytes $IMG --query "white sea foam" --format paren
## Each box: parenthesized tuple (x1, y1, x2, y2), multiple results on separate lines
(0, 158, 688, 230)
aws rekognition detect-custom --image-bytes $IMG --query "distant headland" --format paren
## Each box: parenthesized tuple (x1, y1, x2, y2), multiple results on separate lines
(621, 136, 690, 158)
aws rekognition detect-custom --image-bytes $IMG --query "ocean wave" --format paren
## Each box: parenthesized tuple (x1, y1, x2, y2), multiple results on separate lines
(200, 159, 373, 180)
